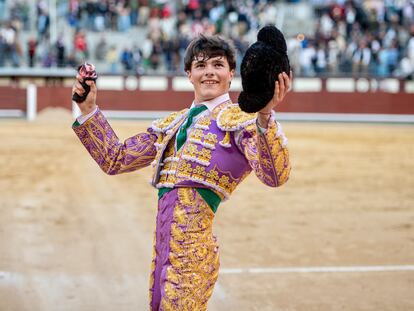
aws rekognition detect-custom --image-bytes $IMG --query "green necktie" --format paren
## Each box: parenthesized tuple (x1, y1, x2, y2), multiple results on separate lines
(176, 105, 208, 151)
(159, 104, 222, 213)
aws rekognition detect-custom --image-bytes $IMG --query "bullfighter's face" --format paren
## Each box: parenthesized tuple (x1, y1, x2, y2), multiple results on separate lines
(187, 55, 234, 103)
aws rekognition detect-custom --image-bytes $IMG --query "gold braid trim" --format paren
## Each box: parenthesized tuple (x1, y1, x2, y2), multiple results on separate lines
(216, 103, 256, 132)
(151, 108, 188, 134)
(162, 188, 219, 310)
(214, 103, 257, 148)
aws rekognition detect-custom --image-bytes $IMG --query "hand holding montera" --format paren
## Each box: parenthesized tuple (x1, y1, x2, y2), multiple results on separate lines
(238, 25, 292, 127)
(257, 71, 292, 127)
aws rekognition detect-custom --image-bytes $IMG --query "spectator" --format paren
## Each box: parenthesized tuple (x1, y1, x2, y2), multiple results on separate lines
(94, 35, 108, 61)
(120, 46, 133, 72)
(186, 0, 200, 18)
(386, 39, 400, 74)
(56, 36, 66, 67)
(162, 36, 176, 72)
(107, 1, 118, 30)
(314, 43, 327, 74)
(66, 50, 78, 68)
(345, 1, 357, 37)
(68, 0, 81, 28)
(106, 45, 118, 73)
(40, 39, 54, 67)
(94, 1, 107, 32)
(320, 12, 334, 38)
(73, 30, 88, 61)
(149, 38, 163, 71)
(327, 40, 340, 74)
(0, 0, 6, 22)
(10, 0, 30, 31)
(402, 2, 413, 28)
(27, 37, 37, 67)
(399, 54, 413, 80)
(233, 35, 249, 74)
(36, 0, 49, 40)
(138, 0, 150, 26)
(377, 46, 389, 77)
(0, 0, 413, 78)
(0, 33, 6, 67)
(352, 39, 372, 75)
(130, 0, 139, 26)
(300, 41, 316, 76)
(85, 0, 97, 31)
(117, 1, 131, 32)
(287, 35, 301, 75)
(132, 44, 144, 75)
(1, 21, 20, 67)
(407, 25, 414, 61)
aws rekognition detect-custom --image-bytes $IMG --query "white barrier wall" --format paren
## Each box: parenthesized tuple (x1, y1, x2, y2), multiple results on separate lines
(26, 84, 37, 121)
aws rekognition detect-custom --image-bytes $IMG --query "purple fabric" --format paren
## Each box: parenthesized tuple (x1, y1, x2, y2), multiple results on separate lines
(193, 120, 251, 180)
(175, 119, 251, 188)
(73, 109, 157, 175)
(150, 188, 178, 310)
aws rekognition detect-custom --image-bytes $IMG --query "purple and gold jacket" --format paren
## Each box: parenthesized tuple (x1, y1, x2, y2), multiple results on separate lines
(73, 100, 290, 200)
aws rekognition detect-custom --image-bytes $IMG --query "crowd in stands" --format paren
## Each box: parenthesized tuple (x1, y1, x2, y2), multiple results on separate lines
(0, 0, 413, 79)
(299, 0, 414, 78)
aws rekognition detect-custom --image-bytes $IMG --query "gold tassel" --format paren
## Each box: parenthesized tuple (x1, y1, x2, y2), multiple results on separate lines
(219, 131, 231, 148)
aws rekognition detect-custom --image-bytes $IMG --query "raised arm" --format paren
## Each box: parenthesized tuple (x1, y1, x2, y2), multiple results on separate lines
(236, 71, 292, 187)
(72, 74, 157, 175)
(73, 109, 157, 175)
(236, 117, 290, 187)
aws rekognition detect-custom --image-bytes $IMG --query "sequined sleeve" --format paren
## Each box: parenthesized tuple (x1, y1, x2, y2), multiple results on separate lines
(73, 108, 158, 175)
(236, 114, 291, 187)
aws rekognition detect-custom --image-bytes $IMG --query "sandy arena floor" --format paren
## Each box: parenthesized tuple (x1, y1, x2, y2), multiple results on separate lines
(1, 108, 413, 311)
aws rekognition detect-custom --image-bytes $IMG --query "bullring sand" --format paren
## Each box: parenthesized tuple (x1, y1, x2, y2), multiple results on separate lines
(1, 108, 413, 311)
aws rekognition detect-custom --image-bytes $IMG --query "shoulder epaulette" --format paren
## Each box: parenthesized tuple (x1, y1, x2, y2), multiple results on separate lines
(151, 108, 188, 134)
(216, 103, 256, 131)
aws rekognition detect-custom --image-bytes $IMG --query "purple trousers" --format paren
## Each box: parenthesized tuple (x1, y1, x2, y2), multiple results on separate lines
(149, 188, 219, 310)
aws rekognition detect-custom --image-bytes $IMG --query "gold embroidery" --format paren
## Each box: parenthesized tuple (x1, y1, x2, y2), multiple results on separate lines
(175, 162, 239, 199)
(193, 165, 206, 180)
(185, 144, 198, 156)
(219, 131, 231, 147)
(158, 173, 167, 184)
(182, 143, 212, 166)
(177, 162, 192, 178)
(155, 134, 163, 146)
(204, 133, 217, 146)
(189, 129, 204, 140)
(188, 130, 217, 150)
(151, 108, 188, 133)
(218, 174, 229, 185)
(206, 169, 219, 181)
(153, 101, 290, 197)
(198, 148, 211, 164)
(216, 104, 256, 131)
(164, 142, 175, 158)
(195, 116, 211, 129)
(160, 188, 219, 310)
(152, 116, 188, 185)
(241, 118, 291, 187)
(211, 101, 231, 119)
(149, 232, 157, 307)
(78, 112, 157, 175)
